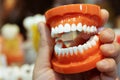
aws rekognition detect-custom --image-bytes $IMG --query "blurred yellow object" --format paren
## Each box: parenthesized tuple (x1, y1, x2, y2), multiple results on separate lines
(23, 14, 45, 53)
(2, 35, 24, 65)
(31, 24, 40, 52)
(1, 24, 24, 65)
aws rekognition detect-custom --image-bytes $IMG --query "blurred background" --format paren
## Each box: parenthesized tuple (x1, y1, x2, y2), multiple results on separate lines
(0, 0, 120, 80)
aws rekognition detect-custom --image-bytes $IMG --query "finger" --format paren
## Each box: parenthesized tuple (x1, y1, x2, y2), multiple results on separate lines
(99, 28, 115, 43)
(100, 42, 120, 63)
(34, 22, 54, 71)
(39, 22, 55, 49)
(96, 58, 118, 79)
(101, 9, 109, 25)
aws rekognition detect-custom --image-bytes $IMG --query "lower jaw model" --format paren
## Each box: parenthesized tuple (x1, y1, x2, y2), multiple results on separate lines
(45, 4, 103, 74)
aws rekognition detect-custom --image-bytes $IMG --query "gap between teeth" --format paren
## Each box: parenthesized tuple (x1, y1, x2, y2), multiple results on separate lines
(51, 23, 97, 37)
(54, 35, 99, 56)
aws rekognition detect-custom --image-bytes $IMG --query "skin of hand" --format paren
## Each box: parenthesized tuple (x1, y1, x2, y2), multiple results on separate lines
(33, 9, 120, 80)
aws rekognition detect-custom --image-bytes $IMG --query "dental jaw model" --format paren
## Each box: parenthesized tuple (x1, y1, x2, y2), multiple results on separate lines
(45, 4, 103, 74)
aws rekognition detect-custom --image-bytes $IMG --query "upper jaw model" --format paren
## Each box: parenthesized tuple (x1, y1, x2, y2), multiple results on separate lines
(45, 4, 103, 74)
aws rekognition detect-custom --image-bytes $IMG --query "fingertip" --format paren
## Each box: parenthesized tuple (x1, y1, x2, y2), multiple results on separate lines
(101, 9, 109, 24)
(38, 22, 46, 33)
(99, 28, 115, 43)
(96, 58, 116, 72)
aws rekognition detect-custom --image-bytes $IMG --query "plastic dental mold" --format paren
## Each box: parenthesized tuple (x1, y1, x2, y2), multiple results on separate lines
(45, 4, 103, 74)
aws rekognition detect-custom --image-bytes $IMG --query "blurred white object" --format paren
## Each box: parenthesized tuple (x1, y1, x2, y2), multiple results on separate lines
(0, 38, 7, 67)
(1, 24, 20, 39)
(23, 14, 45, 30)
(23, 14, 45, 64)
(0, 54, 7, 67)
(0, 64, 34, 80)
(20, 64, 33, 80)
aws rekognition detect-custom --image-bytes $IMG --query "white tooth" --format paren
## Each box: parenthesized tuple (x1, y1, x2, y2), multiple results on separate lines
(71, 24, 77, 31)
(90, 26, 95, 33)
(89, 36, 94, 42)
(61, 48, 65, 56)
(64, 23, 71, 32)
(51, 28, 55, 37)
(55, 27, 59, 34)
(78, 45, 83, 53)
(86, 42, 92, 48)
(93, 26, 97, 32)
(82, 24, 87, 33)
(64, 48, 69, 55)
(57, 48, 61, 56)
(69, 47, 73, 56)
(54, 42, 62, 55)
(58, 24, 64, 33)
(73, 47, 78, 55)
(90, 40, 96, 46)
(93, 35, 99, 42)
(92, 26, 97, 33)
(54, 46, 59, 55)
(77, 23, 82, 32)
(86, 26, 90, 33)
(83, 43, 89, 50)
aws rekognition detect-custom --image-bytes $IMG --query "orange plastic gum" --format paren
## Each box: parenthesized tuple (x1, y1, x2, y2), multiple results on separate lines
(45, 4, 103, 74)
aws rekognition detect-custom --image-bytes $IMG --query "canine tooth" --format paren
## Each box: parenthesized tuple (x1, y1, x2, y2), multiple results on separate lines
(77, 23, 82, 32)
(78, 45, 83, 53)
(57, 48, 61, 56)
(93, 35, 99, 42)
(82, 25, 87, 32)
(58, 24, 64, 33)
(64, 23, 71, 32)
(73, 47, 78, 55)
(71, 24, 77, 31)
(83, 43, 89, 50)
(90, 40, 96, 46)
(54, 46, 59, 55)
(69, 47, 74, 56)
(93, 27, 97, 32)
(51, 28, 55, 37)
(86, 42, 92, 48)
(54, 27, 59, 34)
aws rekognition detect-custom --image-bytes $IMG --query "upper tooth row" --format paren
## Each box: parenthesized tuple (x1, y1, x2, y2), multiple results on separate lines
(54, 35, 99, 56)
(51, 23, 97, 37)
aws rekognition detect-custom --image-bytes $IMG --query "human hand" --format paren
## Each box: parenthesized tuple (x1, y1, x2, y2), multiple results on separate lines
(33, 9, 120, 80)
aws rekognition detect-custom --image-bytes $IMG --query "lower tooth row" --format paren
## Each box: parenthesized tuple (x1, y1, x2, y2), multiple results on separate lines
(54, 35, 99, 56)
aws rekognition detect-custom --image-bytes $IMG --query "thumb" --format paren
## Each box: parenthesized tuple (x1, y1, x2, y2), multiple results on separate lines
(34, 22, 55, 71)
